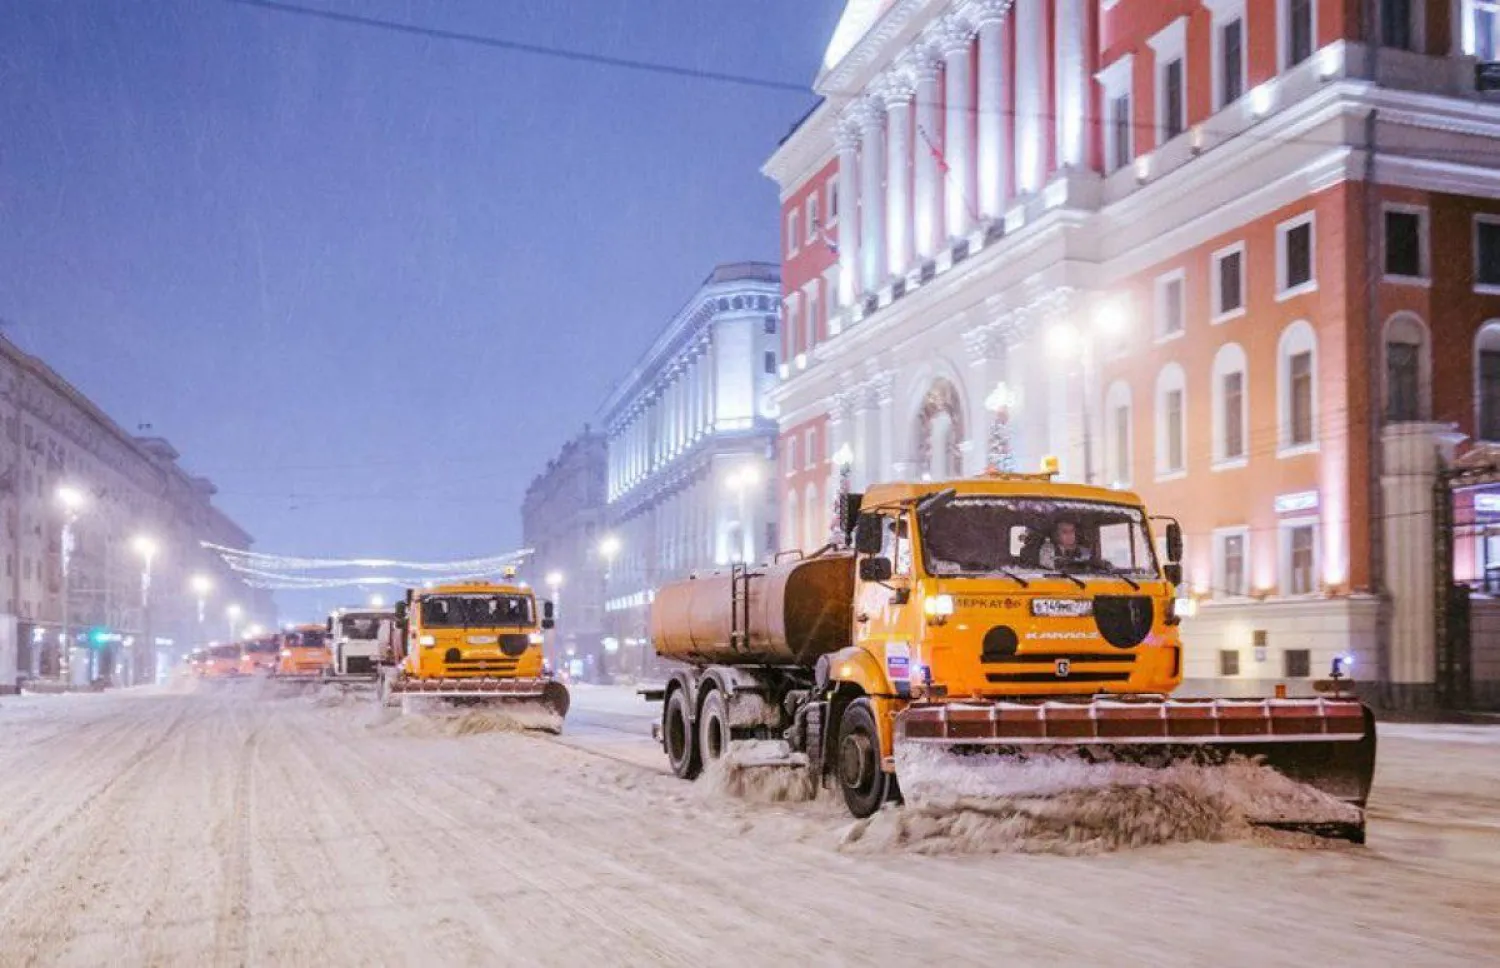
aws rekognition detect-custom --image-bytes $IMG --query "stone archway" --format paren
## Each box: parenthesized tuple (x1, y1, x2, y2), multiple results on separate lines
(913, 378, 966, 479)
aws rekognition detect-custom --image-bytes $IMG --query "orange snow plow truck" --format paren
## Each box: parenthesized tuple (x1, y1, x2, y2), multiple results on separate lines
(649, 471, 1378, 842)
(379, 577, 570, 724)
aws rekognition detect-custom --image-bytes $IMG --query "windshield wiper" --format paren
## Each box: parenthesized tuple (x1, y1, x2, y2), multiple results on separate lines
(1097, 565, 1141, 591)
(1044, 571, 1087, 589)
(998, 568, 1031, 588)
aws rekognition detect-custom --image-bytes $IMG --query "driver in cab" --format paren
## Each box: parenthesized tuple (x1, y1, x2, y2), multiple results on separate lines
(1038, 519, 1093, 569)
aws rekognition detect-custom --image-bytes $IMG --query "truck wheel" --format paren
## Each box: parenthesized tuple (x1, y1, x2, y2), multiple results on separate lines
(836, 699, 897, 818)
(698, 690, 730, 766)
(663, 689, 700, 780)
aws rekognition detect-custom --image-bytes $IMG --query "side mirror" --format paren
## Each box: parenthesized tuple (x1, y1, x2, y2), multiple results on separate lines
(854, 515, 884, 555)
(326, 617, 334, 634)
(859, 556, 894, 583)
(394, 600, 408, 624)
(541, 600, 556, 630)
(1163, 563, 1183, 587)
(1165, 521, 1183, 564)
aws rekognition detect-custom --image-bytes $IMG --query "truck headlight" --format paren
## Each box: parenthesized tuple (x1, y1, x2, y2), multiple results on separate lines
(418, 635, 436, 647)
(923, 594, 955, 618)
(280, 649, 291, 658)
(528, 632, 545, 645)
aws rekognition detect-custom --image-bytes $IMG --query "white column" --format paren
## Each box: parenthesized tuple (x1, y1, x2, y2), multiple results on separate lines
(858, 100, 886, 293)
(836, 123, 862, 304)
(975, 3, 1009, 219)
(912, 53, 942, 259)
(1053, 0, 1087, 170)
(1014, 0, 1045, 194)
(941, 19, 975, 239)
(875, 374, 896, 485)
(884, 78, 915, 278)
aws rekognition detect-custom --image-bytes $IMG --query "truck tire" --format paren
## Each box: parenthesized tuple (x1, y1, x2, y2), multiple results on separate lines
(698, 690, 730, 767)
(663, 688, 700, 780)
(836, 699, 897, 818)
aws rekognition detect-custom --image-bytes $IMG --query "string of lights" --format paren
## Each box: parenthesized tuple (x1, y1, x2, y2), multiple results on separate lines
(201, 542, 533, 589)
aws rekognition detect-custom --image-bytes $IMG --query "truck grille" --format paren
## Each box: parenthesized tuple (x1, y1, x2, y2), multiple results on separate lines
(444, 659, 520, 676)
(984, 652, 1136, 686)
(345, 656, 374, 675)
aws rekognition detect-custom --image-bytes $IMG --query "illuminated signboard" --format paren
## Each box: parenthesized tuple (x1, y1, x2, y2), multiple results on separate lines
(1274, 490, 1319, 514)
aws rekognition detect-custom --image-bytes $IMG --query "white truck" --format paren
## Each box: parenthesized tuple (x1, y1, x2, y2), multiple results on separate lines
(326, 608, 396, 681)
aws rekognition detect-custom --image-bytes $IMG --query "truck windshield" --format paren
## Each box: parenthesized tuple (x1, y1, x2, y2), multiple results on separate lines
(340, 616, 383, 640)
(245, 639, 279, 654)
(919, 496, 1160, 580)
(287, 631, 328, 650)
(420, 595, 533, 629)
(209, 645, 240, 660)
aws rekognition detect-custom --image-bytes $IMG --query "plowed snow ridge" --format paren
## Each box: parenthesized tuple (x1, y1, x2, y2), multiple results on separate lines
(0, 687, 1494, 966)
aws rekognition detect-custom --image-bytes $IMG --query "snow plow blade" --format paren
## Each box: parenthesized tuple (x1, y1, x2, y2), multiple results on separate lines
(385, 677, 571, 718)
(895, 697, 1377, 842)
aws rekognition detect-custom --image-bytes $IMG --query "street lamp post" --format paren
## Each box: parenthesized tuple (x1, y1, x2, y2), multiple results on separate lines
(55, 485, 87, 685)
(1045, 298, 1128, 485)
(227, 603, 243, 642)
(132, 535, 158, 687)
(190, 574, 213, 656)
(832, 443, 855, 546)
(545, 571, 563, 671)
(597, 537, 620, 679)
(985, 383, 1018, 473)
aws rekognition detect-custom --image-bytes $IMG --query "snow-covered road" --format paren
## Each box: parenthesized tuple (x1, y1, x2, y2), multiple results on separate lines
(0, 683, 1495, 966)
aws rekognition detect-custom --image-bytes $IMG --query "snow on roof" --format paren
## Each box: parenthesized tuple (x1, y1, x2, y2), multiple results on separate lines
(823, 0, 893, 73)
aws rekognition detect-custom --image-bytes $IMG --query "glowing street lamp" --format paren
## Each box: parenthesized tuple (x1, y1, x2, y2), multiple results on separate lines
(131, 535, 159, 686)
(55, 484, 89, 683)
(985, 383, 1018, 473)
(368, 594, 385, 608)
(226, 603, 243, 641)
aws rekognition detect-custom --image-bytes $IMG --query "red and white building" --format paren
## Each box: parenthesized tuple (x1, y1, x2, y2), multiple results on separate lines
(765, 0, 1500, 706)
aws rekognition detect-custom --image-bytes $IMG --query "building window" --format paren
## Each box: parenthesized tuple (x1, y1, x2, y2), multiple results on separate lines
(1384, 207, 1426, 280)
(806, 427, 818, 466)
(806, 193, 820, 244)
(1467, 1, 1500, 60)
(1162, 59, 1185, 140)
(764, 351, 777, 375)
(1148, 17, 1188, 144)
(1475, 218, 1500, 290)
(1110, 93, 1132, 172)
(1156, 271, 1185, 339)
(1220, 649, 1241, 676)
(826, 175, 840, 224)
(1212, 243, 1246, 321)
(1278, 214, 1316, 298)
(1156, 364, 1187, 478)
(1220, 17, 1246, 107)
(1284, 648, 1312, 678)
(786, 210, 800, 257)
(1382, 0, 1415, 51)
(1211, 342, 1249, 466)
(1106, 380, 1133, 488)
(1282, 521, 1319, 595)
(1477, 323, 1500, 440)
(1278, 321, 1319, 454)
(1283, 0, 1315, 68)
(1385, 314, 1429, 423)
(1289, 352, 1314, 445)
(1216, 529, 1249, 597)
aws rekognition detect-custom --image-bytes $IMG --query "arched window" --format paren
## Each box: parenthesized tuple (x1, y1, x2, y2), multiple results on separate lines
(1155, 363, 1188, 478)
(1278, 320, 1318, 454)
(912, 378, 966, 478)
(1476, 322, 1500, 441)
(1384, 313, 1430, 423)
(803, 483, 822, 552)
(783, 489, 800, 553)
(1104, 380, 1133, 488)
(1211, 342, 1249, 466)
